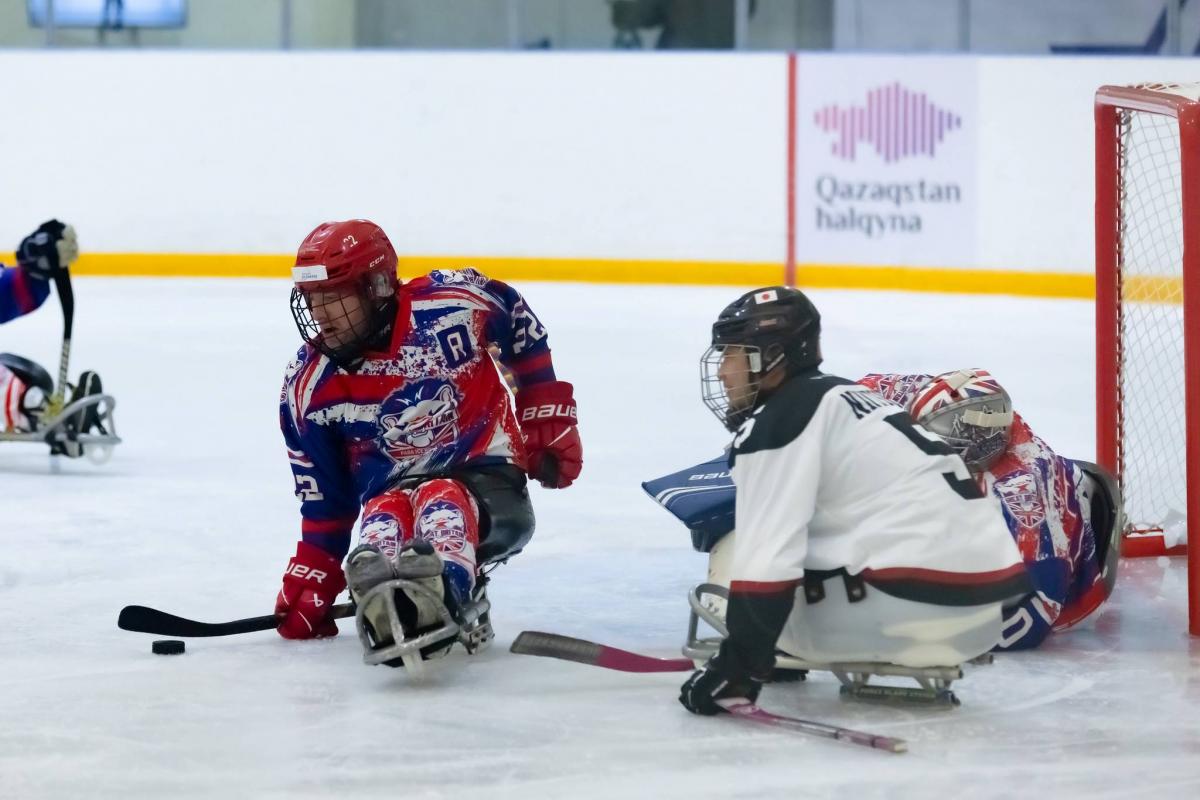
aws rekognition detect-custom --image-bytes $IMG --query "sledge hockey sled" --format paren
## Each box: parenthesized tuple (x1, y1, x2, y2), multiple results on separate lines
(0, 389, 121, 463)
(684, 582, 985, 706)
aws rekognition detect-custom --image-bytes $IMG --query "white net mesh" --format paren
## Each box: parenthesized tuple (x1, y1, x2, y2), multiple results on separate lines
(1117, 104, 1187, 528)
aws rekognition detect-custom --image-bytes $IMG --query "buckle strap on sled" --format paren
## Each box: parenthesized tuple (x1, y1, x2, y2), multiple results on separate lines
(803, 568, 866, 605)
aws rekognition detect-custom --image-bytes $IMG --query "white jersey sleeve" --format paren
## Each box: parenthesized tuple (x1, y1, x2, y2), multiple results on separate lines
(728, 394, 823, 588)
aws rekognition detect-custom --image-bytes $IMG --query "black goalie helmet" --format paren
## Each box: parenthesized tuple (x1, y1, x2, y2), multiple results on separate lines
(700, 286, 822, 432)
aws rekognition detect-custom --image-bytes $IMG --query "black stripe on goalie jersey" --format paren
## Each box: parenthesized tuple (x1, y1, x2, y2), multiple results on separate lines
(732, 371, 855, 460)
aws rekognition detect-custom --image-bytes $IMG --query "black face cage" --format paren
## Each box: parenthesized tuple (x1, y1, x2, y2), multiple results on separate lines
(290, 282, 391, 366)
(700, 344, 764, 433)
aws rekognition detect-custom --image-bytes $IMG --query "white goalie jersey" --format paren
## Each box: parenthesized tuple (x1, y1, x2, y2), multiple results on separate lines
(729, 373, 1030, 607)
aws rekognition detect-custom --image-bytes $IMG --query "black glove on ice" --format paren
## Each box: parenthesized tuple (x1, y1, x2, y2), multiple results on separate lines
(679, 651, 763, 716)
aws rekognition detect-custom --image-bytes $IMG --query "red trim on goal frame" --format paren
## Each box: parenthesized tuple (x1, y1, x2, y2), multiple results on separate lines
(1095, 85, 1200, 637)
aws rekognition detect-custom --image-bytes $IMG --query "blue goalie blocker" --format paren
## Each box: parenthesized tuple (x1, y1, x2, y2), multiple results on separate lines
(641, 453, 736, 553)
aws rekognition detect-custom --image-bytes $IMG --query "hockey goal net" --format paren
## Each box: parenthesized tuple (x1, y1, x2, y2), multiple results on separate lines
(1095, 83, 1200, 636)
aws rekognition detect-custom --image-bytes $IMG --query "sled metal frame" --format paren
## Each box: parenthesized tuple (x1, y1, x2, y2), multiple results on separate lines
(684, 583, 985, 706)
(0, 392, 121, 458)
(354, 579, 493, 674)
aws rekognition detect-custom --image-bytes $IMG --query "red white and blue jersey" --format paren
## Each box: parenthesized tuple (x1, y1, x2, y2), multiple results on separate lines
(0, 264, 51, 324)
(281, 268, 555, 560)
(858, 373, 1105, 649)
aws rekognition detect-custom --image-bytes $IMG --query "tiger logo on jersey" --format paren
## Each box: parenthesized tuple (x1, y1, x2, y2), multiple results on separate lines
(379, 379, 461, 461)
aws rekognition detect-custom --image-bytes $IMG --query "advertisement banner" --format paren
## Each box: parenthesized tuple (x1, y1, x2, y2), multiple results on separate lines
(795, 55, 978, 269)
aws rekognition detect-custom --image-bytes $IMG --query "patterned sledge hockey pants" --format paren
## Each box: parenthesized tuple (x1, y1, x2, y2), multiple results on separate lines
(359, 478, 480, 604)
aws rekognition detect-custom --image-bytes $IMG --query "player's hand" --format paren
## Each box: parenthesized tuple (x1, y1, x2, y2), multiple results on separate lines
(17, 220, 78, 280)
(516, 380, 582, 489)
(679, 652, 763, 716)
(275, 541, 346, 639)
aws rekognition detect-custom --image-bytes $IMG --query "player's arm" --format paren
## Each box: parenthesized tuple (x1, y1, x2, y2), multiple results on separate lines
(681, 410, 822, 715)
(0, 266, 49, 324)
(723, 424, 820, 673)
(1, 221, 77, 324)
(274, 377, 358, 640)
(480, 276, 582, 489)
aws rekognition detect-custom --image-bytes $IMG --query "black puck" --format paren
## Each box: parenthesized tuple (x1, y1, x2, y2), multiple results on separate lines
(152, 639, 185, 655)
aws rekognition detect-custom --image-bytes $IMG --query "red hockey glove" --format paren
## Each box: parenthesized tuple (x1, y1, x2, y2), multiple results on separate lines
(516, 380, 582, 489)
(275, 541, 347, 640)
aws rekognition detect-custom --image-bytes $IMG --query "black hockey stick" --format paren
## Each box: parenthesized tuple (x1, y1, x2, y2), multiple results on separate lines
(49, 267, 74, 413)
(117, 602, 355, 637)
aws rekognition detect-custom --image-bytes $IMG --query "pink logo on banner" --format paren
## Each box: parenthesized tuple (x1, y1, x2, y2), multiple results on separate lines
(813, 82, 962, 163)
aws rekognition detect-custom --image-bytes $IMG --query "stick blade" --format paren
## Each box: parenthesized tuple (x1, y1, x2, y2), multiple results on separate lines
(118, 605, 196, 636)
(117, 605, 280, 637)
(511, 630, 604, 664)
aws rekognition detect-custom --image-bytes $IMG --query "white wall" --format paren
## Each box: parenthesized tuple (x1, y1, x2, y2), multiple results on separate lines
(1, 49, 1199, 275)
(0, 51, 784, 262)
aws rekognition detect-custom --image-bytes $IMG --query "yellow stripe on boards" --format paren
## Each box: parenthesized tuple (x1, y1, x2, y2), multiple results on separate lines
(796, 265, 1095, 300)
(69, 253, 295, 278)
(3, 251, 1106, 300)
(397, 256, 783, 286)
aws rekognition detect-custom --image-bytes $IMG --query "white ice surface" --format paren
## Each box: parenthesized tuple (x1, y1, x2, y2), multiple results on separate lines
(1, 279, 1197, 799)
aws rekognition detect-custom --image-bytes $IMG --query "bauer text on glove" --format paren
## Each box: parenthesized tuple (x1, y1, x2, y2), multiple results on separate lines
(275, 541, 347, 639)
(516, 380, 582, 488)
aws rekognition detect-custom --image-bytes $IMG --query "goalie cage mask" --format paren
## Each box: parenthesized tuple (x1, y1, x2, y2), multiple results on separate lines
(701, 286, 822, 432)
(910, 369, 1014, 472)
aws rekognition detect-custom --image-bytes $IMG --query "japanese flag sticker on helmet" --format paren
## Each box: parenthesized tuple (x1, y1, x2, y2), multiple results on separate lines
(293, 265, 328, 283)
(754, 289, 778, 304)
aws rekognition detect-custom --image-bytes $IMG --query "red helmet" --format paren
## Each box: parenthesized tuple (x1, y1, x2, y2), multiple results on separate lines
(292, 219, 399, 293)
(289, 220, 400, 365)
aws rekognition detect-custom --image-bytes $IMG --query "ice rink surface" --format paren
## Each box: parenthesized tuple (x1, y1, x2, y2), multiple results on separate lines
(1, 278, 1197, 799)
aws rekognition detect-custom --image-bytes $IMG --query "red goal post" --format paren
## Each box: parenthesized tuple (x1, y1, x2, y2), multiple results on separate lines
(1095, 83, 1200, 636)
